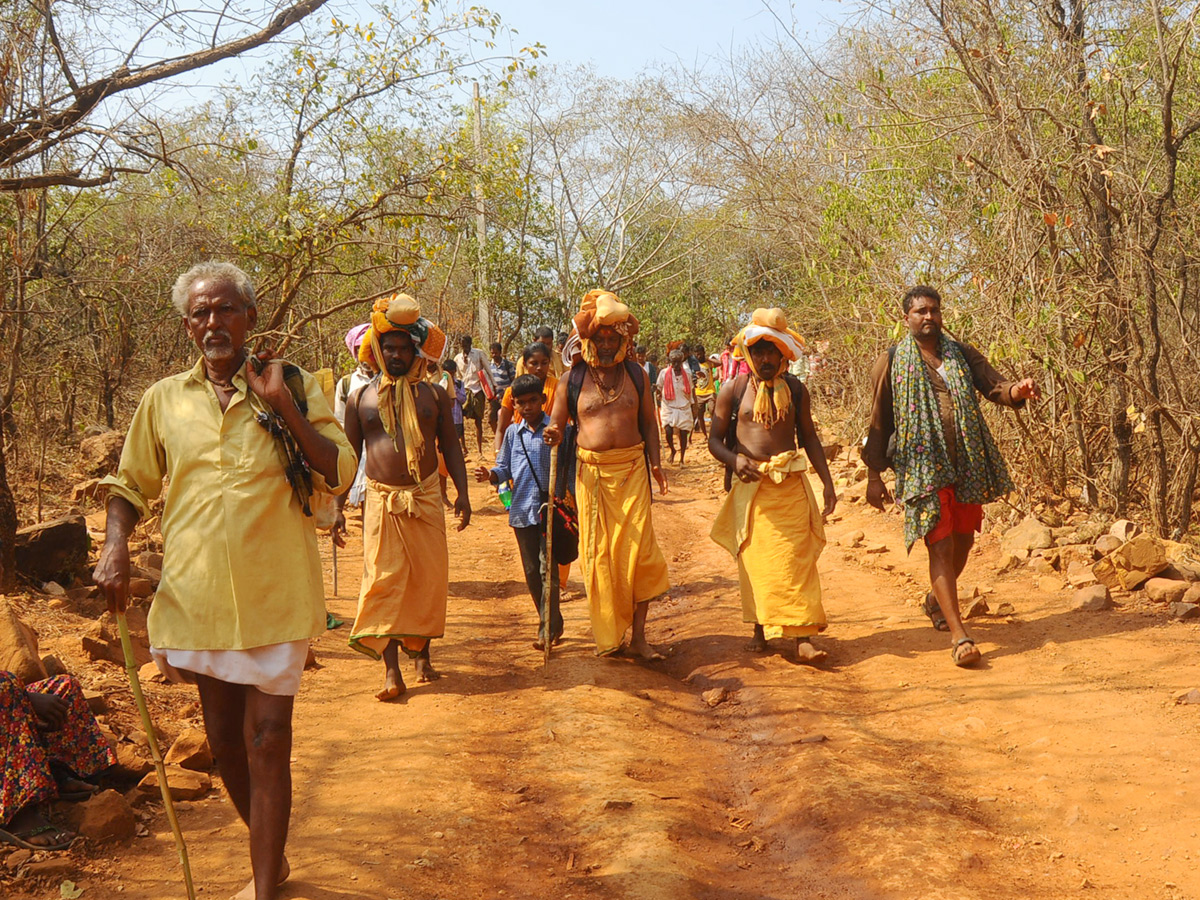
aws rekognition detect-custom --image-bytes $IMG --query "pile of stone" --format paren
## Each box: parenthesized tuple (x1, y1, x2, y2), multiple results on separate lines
(997, 514, 1199, 616)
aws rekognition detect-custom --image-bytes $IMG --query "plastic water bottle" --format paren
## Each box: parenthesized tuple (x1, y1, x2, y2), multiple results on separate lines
(498, 480, 513, 509)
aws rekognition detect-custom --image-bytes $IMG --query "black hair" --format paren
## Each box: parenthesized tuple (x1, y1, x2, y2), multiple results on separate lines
(533, 325, 554, 341)
(490, 341, 503, 353)
(460, 334, 473, 346)
(635, 344, 647, 354)
(511, 374, 544, 399)
(442, 358, 458, 374)
(523, 342, 551, 362)
(902, 285, 942, 314)
(556, 331, 568, 343)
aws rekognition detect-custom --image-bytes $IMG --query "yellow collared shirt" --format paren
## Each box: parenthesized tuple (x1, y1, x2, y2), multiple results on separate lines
(100, 358, 358, 652)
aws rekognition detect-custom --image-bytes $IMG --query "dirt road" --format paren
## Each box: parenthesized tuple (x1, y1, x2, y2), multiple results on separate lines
(11, 454, 1200, 900)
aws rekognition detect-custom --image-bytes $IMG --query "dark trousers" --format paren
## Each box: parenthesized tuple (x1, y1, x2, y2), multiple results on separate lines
(513, 523, 562, 642)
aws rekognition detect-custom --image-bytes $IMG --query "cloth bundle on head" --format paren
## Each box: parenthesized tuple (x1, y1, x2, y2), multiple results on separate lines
(345, 323, 370, 360)
(573, 289, 639, 367)
(666, 339, 684, 352)
(733, 307, 806, 429)
(359, 293, 448, 481)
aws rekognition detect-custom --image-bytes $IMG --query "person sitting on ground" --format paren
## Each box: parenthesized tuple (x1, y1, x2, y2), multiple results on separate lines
(863, 285, 1039, 668)
(0, 670, 114, 851)
(475, 374, 563, 650)
(487, 342, 516, 435)
(708, 308, 838, 664)
(494, 342, 558, 454)
(657, 349, 694, 466)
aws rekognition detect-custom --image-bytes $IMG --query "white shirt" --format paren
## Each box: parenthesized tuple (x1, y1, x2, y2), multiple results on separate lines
(656, 367, 693, 410)
(455, 348, 490, 393)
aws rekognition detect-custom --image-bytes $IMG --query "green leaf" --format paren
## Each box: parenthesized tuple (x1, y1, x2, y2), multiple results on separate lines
(61, 881, 84, 899)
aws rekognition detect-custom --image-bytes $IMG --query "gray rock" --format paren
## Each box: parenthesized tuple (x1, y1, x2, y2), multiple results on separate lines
(1174, 688, 1200, 705)
(1168, 602, 1200, 621)
(1072, 585, 1112, 612)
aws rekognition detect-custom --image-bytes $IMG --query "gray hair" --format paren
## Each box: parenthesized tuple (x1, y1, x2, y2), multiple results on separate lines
(171, 262, 257, 316)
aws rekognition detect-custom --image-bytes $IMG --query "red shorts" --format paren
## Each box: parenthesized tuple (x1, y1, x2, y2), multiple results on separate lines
(924, 486, 983, 545)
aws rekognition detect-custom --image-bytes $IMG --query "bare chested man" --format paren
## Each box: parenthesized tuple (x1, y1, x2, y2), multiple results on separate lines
(334, 294, 470, 700)
(708, 308, 837, 663)
(545, 290, 670, 660)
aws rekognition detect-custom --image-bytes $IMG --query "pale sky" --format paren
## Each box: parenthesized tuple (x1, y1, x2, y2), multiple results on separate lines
(490, 0, 845, 76)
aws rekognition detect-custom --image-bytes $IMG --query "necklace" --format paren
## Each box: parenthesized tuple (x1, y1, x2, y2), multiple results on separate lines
(587, 364, 626, 404)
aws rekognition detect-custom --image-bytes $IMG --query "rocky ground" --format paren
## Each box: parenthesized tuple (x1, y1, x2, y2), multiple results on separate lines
(3, 443, 1200, 900)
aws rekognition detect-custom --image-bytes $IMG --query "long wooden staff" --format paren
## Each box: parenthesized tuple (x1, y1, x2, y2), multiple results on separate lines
(117, 611, 197, 900)
(544, 445, 558, 667)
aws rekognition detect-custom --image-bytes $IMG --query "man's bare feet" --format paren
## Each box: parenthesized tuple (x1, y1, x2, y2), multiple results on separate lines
(794, 639, 827, 665)
(627, 636, 666, 661)
(376, 666, 406, 702)
(232, 856, 289, 900)
(745, 625, 768, 653)
(414, 655, 440, 682)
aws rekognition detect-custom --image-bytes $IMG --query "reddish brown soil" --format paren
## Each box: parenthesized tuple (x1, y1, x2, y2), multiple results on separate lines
(7, 453, 1200, 900)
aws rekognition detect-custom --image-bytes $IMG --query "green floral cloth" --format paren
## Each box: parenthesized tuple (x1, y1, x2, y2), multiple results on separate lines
(891, 334, 1013, 550)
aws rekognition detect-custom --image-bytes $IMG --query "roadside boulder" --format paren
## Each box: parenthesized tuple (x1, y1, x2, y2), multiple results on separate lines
(1109, 519, 1141, 542)
(1092, 534, 1169, 591)
(1094, 535, 1123, 557)
(1168, 602, 1200, 621)
(1072, 585, 1112, 612)
(82, 615, 150, 667)
(78, 430, 124, 478)
(1185, 585, 1200, 606)
(1145, 578, 1190, 604)
(63, 789, 136, 841)
(1002, 517, 1054, 553)
(1160, 560, 1200, 583)
(1066, 560, 1098, 588)
(114, 743, 153, 778)
(138, 765, 211, 801)
(0, 601, 47, 684)
(164, 728, 213, 771)
(14, 514, 89, 584)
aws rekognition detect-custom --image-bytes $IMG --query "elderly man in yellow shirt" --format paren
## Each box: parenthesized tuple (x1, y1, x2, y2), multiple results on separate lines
(93, 262, 356, 900)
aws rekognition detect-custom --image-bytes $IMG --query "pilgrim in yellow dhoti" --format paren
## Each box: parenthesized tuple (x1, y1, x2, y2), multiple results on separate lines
(711, 450, 826, 637)
(576, 443, 671, 655)
(350, 472, 448, 658)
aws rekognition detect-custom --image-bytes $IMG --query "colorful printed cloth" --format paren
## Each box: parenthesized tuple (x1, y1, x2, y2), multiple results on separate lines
(891, 334, 1013, 550)
(1, 672, 115, 824)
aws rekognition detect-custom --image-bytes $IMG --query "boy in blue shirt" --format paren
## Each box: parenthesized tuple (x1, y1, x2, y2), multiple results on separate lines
(475, 374, 562, 649)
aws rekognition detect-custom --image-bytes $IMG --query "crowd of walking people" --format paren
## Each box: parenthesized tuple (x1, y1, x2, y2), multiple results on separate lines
(2, 262, 1039, 900)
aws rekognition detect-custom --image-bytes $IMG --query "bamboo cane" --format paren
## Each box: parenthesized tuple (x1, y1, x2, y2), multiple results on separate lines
(544, 445, 558, 668)
(331, 533, 339, 597)
(116, 611, 197, 900)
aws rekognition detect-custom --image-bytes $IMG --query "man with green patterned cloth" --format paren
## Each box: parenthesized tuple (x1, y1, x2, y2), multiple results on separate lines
(864, 285, 1039, 667)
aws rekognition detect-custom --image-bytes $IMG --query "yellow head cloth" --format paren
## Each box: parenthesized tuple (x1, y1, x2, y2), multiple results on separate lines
(359, 293, 447, 481)
(733, 308, 807, 429)
(573, 289, 639, 367)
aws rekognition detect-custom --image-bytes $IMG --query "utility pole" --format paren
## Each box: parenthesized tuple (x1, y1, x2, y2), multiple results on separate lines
(473, 82, 491, 344)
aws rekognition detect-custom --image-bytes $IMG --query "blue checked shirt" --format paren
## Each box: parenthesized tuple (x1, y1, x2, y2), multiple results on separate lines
(490, 414, 550, 529)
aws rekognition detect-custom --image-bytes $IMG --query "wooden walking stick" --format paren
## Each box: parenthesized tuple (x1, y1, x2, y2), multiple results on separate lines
(117, 611, 197, 900)
(331, 532, 339, 597)
(544, 445, 558, 667)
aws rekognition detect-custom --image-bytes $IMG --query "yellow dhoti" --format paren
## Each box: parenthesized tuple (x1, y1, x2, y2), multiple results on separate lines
(576, 443, 671, 655)
(350, 473, 448, 658)
(711, 450, 826, 638)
